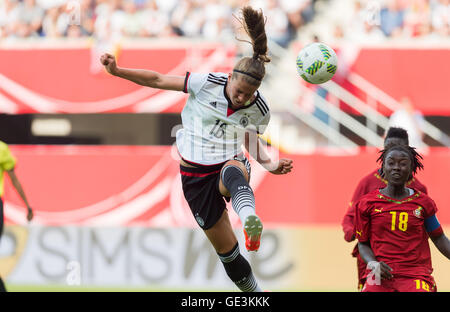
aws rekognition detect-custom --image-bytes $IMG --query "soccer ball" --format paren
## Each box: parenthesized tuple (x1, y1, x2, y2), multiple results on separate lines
(296, 42, 338, 84)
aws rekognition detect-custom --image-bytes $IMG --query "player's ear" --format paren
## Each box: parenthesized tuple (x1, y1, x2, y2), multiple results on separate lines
(228, 72, 232, 80)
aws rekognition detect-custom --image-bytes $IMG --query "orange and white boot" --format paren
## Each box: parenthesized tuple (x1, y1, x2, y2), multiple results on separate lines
(243, 215, 263, 252)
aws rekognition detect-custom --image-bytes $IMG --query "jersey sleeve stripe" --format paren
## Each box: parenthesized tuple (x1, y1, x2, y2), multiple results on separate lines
(207, 74, 227, 85)
(207, 78, 226, 85)
(256, 98, 269, 112)
(183, 72, 190, 93)
(256, 103, 267, 115)
(256, 101, 268, 115)
(208, 73, 227, 81)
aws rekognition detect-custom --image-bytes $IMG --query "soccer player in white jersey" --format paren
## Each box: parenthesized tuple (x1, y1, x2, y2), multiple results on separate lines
(100, 7, 293, 292)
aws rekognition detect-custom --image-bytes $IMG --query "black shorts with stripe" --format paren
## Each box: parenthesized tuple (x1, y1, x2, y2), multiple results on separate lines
(180, 156, 251, 230)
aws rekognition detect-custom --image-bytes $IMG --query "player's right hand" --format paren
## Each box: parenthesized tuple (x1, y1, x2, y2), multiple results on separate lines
(100, 53, 118, 75)
(369, 261, 393, 280)
(367, 261, 393, 280)
(379, 261, 393, 280)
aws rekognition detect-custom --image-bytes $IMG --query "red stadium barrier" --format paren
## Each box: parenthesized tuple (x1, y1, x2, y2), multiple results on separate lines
(4, 145, 449, 227)
(294, 42, 450, 116)
(0, 42, 235, 113)
(1, 43, 449, 115)
(343, 48, 450, 116)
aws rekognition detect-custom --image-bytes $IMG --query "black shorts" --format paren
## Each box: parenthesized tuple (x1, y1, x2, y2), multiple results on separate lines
(180, 155, 251, 230)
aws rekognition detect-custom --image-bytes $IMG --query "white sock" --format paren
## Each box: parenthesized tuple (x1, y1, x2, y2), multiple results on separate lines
(221, 165, 257, 226)
(238, 206, 256, 226)
(232, 187, 256, 226)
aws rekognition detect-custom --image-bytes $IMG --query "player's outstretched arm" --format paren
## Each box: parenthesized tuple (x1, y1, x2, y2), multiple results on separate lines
(7, 169, 33, 222)
(100, 53, 185, 91)
(430, 234, 450, 260)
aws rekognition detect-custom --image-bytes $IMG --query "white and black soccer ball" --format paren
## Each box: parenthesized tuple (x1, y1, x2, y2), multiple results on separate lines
(296, 42, 338, 84)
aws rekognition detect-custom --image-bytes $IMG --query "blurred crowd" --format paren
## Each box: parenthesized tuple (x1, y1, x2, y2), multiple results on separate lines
(336, 0, 450, 43)
(0, 0, 316, 47)
(0, 0, 447, 46)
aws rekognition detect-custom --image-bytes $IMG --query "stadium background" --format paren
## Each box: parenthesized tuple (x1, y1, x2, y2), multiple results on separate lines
(0, 0, 449, 291)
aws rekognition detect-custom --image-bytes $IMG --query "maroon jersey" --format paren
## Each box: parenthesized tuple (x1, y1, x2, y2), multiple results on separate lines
(342, 169, 428, 241)
(355, 189, 437, 279)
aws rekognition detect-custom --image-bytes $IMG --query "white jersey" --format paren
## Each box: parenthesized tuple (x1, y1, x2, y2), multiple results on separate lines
(176, 72, 270, 165)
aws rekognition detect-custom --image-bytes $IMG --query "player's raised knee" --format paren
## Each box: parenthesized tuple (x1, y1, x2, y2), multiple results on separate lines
(222, 160, 249, 182)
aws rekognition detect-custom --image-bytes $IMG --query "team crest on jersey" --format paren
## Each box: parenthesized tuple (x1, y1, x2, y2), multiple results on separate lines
(414, 206, 423, 218)
(239, 115, 249, 128)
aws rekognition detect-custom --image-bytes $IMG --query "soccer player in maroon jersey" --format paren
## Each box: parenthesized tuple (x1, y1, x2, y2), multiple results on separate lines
(342, 127, 428, 290)
(355, 145, 450, 292)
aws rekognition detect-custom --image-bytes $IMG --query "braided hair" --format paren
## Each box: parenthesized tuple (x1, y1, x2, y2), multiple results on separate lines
(377, 145, 424, 179)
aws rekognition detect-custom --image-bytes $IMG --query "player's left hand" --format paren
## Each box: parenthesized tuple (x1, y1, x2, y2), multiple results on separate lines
(26, 207, 33, 222)
(269, 158, 293, 175)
